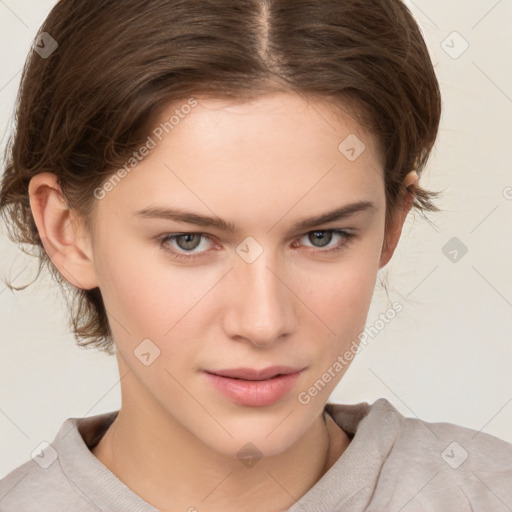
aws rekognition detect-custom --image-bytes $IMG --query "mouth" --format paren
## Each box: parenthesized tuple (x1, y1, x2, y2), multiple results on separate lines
(205, 366, 304, 381)
(203, 366, 305, 407)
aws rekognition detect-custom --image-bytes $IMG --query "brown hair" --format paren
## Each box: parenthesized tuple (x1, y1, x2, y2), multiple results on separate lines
(0, 0, 442, 354)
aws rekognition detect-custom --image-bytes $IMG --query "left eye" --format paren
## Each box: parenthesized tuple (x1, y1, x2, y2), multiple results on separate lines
(161, 233, 211, 254)
(158, 229, 355, 259)
(300, 230, 346, 249)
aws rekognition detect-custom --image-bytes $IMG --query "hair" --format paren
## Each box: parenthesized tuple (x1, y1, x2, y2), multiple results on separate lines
(0, 0, 442, 354)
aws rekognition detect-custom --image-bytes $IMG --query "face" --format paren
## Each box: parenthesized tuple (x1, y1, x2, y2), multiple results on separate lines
(83, 92, 394, 457)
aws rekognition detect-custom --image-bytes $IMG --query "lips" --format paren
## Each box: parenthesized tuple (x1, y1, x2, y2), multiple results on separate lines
(204, 366, 304, 407)
(205, 366, 303, 381)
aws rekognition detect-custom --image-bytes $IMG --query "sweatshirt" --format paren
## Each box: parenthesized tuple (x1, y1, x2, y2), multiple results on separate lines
(1, 397, 511, 511)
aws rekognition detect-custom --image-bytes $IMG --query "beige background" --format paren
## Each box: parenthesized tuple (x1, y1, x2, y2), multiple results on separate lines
(1, 0, 511, 478)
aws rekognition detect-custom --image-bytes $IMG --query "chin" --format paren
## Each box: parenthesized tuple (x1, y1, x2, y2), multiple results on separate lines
(190, 406, 314, 460)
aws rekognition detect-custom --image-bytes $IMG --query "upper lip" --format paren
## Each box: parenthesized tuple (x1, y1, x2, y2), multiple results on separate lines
(205, 366, 304, 381)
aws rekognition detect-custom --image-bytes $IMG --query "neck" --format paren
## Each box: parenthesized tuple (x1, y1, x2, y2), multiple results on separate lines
(92, 369, 350, 511)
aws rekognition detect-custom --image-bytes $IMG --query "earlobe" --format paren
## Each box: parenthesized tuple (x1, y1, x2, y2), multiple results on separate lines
(28, 172, 99, 290)
(379, 171, 418, 269)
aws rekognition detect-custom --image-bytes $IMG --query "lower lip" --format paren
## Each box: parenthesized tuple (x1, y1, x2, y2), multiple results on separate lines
(204, 371, 302, 407)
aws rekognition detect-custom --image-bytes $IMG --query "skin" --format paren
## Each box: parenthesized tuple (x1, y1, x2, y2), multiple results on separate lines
(28, 91, 417, 512)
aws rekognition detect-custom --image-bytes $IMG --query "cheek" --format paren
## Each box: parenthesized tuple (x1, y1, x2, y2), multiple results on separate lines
(95, 238, 226, 365)
(94, 233, 197, 337)
(298, 246, 381, 349)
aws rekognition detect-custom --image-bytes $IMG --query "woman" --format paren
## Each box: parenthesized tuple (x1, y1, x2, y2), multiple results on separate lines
(0, 0, 511, 510)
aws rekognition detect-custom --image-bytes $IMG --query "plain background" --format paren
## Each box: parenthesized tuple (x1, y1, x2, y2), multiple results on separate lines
(1, 0, 511, 479)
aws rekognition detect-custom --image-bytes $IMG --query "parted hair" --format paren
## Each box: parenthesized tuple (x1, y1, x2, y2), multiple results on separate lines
(0, 0, 442, 354)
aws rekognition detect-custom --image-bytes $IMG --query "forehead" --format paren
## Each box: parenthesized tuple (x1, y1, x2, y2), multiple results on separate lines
(95, 92, 385, 228)
(167, 92, 380, 158)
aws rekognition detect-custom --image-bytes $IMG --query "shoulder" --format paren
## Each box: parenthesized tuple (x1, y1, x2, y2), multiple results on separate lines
(0, 412, 120, 512)
(324, 398, 512, 511)
(0, 456, 93, 512)
(371, 398, 512, 511)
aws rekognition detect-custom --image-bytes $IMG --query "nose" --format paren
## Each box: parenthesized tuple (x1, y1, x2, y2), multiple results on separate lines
(223, 251, 297, 348)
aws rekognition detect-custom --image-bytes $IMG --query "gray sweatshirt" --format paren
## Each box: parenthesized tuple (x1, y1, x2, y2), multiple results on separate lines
(1, 398, 511, 511)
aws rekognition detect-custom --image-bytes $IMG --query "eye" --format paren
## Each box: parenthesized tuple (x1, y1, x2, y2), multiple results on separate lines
(158, 233, 214, 259)
(157, 229, 356, 261)
(295, 230, 356, 254)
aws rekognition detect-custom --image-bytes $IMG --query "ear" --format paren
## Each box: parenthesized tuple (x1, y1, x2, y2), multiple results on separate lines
(379, 171, 418, 269)
(28, 172, 99, 290)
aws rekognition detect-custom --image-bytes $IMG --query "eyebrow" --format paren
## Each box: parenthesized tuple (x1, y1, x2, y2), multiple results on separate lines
(134, 200, 377, 233)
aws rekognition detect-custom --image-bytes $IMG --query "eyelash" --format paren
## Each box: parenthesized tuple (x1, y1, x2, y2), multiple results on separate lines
(157, 230, 357, 261)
